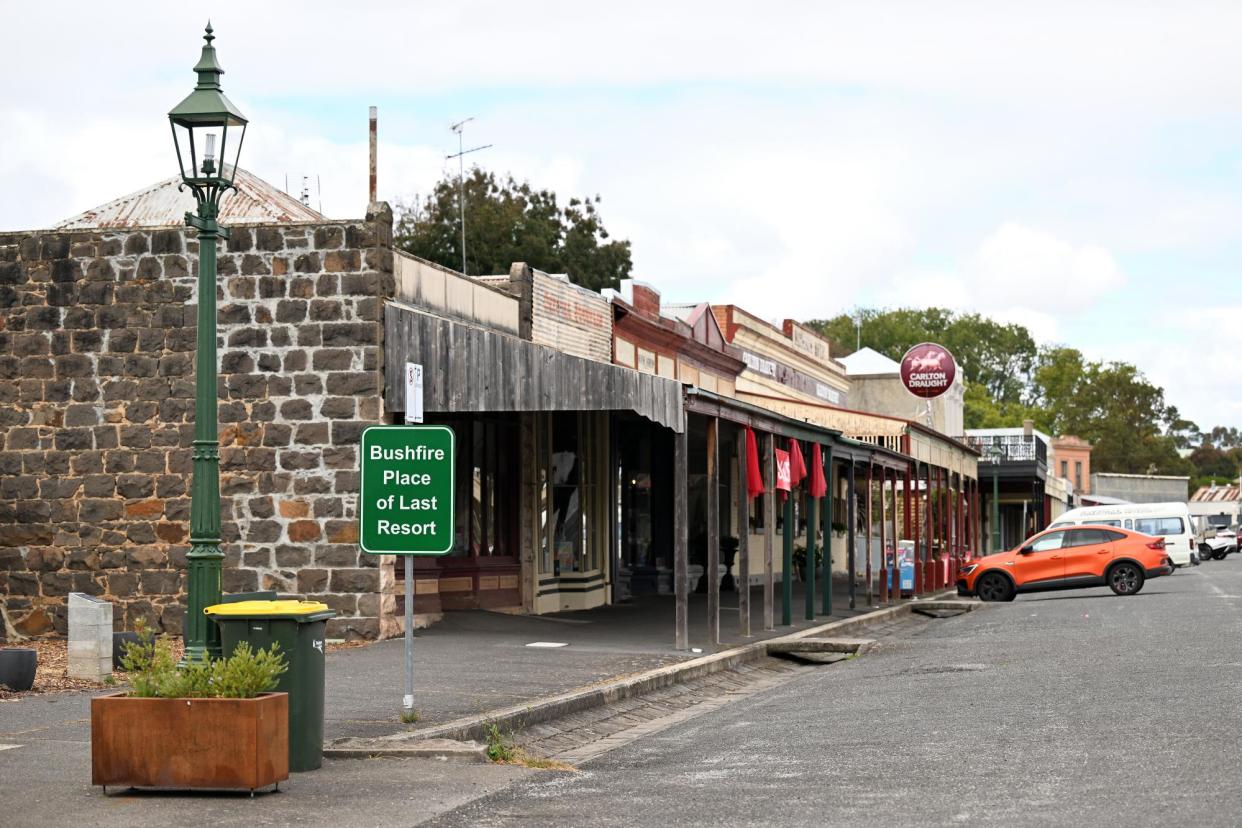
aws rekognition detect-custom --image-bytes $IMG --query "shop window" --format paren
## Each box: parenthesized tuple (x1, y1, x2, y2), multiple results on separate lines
(444, 416, 518, 558)
(542, 412, 609, 575)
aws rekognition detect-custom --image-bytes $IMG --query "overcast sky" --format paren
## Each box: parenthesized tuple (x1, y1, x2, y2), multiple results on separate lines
(3, 1, 1240, 430)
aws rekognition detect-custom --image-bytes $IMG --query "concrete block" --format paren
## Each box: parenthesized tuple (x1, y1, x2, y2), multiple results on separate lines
(68, 592, 113, 681)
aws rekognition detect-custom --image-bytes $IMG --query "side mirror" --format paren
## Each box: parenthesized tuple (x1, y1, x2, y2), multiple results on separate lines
(1018, 545, 1034, 554)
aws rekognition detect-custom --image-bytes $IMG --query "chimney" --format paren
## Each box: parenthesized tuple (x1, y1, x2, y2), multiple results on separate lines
(1023, 418, 1034, 438)
(368, 106, 378, 204)
(631, 282, 661, 319)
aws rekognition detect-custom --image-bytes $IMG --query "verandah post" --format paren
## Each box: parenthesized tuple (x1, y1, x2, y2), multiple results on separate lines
(706, 416, 720, 646)
(674, 427, 689, 650)
(764, 432, 775, 631)
(781, 444, 793, 627)
(847, 461, 857, 611)
(805, 452, 817, 622)
(737, 427, 750, 637)
(821, 446, 834, 616)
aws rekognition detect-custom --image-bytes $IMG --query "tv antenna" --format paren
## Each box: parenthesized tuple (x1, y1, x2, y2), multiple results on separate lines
(446, 117, 492, 275)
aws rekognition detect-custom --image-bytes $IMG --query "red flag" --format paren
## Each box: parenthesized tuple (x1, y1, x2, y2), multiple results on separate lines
(774, 449, 791, 491)
(745, 427, 764, 500)
(788, 438, 807, 489)
(809, 443, 828, 498)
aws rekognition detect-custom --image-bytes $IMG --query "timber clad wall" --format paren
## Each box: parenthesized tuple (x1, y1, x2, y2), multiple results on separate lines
(0, 205, 396, 640)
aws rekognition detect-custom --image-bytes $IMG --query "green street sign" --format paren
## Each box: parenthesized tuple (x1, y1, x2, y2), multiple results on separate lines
(360, 425, 455, 555)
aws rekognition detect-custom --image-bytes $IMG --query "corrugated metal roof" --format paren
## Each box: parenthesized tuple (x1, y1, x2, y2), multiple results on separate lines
(1191, 484, 1241, 502)
(53, 167, 325, 230)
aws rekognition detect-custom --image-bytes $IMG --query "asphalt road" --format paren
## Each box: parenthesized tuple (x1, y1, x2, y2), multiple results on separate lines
(432, 559, 1242, 827)
(5, 559, 1241, 826)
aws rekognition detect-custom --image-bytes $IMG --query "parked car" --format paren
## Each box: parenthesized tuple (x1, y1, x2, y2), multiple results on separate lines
(1047, 502, 1196, 568)
(958, 525, 1173, 601)
(1200, 528, 1237, 561)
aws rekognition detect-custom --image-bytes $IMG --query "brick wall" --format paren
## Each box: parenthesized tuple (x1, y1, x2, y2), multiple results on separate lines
(0, 204, 396, 641)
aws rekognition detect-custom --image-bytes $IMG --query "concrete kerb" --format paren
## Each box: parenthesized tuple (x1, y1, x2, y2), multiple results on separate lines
(324, 591, 960, 759)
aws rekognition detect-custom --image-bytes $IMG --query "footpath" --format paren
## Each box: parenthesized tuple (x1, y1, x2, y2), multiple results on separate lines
(323, 580, 956, 751)
(0, 580, 963, 827)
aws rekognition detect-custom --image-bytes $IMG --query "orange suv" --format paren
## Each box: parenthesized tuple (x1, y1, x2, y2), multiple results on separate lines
(958, 525, 1173, 602)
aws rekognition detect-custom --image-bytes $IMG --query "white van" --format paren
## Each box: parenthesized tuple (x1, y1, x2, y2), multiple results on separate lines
(1048, 502, 1196, 567)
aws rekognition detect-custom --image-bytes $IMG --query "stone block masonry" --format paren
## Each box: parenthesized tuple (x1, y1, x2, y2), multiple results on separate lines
(0, 204, 397, 641)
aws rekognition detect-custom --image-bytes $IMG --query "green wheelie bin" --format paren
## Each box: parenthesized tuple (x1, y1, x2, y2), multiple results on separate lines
(205, 600, 336, 772)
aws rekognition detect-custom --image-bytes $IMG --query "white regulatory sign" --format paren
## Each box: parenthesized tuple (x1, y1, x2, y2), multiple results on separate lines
(404, 362, 424, 424)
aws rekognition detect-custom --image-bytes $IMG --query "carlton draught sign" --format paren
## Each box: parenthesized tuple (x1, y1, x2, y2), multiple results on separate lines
(899, 342, 957, 399)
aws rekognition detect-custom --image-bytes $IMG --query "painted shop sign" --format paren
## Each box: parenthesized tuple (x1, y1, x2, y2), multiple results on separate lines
(742, 351, 778, 377)
(900, 342, 957, 399)
(359, 426, 455, 555)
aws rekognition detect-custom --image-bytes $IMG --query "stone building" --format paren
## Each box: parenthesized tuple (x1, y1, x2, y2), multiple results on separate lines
(0, 171, 396, 640)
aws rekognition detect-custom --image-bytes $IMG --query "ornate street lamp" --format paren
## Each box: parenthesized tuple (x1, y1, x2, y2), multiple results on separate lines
(169, 22, 248, 663)
(988, 443, 1004, 553)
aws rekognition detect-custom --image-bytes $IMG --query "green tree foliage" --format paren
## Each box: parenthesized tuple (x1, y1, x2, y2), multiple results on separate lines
(394, 168, 632, 291)
(807, 307, 1206, 476)
(807, 308, 1036, 404)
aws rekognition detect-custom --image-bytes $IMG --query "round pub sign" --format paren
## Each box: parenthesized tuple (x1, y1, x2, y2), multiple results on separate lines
(899, 342, 957, 399)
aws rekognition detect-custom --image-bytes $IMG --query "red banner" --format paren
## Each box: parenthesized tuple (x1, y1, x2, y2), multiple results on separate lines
(789, 439, 807, 489)
(774, 449, 791, 491)
(745, 427, 764, 500)
(809, 443, 828, 498)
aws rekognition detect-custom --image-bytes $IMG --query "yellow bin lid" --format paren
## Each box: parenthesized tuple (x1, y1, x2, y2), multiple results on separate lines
(204, 599, 332, 617)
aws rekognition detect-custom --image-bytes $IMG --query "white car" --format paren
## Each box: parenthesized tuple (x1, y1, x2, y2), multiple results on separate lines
(1049, 502, 1196, 567)
(1202, 528, 1237, 561)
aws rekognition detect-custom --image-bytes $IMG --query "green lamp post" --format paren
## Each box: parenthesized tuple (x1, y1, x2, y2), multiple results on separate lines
(168, 22, 248, 663)
(988, 444, 1004, 553)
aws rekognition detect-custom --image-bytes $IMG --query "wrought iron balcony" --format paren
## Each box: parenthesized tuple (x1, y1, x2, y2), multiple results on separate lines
(968, 434, 1048, 466)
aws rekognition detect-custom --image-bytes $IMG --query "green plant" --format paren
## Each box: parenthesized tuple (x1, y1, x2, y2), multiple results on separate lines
(120, 621, 286, 699)
(831, 521, 848, 536)
(792, 544, 823, 575)
(484, 722, 516, 762)
(399, 708, 421, 724)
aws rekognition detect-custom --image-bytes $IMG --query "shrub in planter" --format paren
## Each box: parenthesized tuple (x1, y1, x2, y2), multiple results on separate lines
(92, 625, 290, 793)
(0, 647, 37, 692)
(792, 544, 823, 583)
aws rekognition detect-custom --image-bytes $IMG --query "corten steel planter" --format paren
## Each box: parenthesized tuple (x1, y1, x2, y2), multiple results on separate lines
(91, 692, 289, 793)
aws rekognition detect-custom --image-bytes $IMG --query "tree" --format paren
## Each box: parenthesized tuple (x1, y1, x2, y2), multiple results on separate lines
(806, 308, 1036, 404)
(806, 307, 1195, 475)
(394, 168, 632, 291)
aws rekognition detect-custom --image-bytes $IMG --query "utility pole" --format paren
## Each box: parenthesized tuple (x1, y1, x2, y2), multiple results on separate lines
(446, 118, 492, 275)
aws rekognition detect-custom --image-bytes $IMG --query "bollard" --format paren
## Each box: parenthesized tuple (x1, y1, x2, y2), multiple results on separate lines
(68, 593, 113, 682)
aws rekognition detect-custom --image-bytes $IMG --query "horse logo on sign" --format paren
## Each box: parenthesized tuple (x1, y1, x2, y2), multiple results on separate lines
(900, 342, 957, 399)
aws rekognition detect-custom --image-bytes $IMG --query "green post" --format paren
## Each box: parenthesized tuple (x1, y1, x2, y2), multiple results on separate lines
(782, 485, 793, 626)
(168, 23, 249, 664)
(805, 491, 816, 621)
(821, 446, 833, 616)
(184, 214, 224, 663)
(991, 472, 1000, 553)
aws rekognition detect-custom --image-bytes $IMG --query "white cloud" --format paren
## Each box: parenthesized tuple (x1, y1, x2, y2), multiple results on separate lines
(4, 1, 1242, 431)
(876, 224, 1125, 343)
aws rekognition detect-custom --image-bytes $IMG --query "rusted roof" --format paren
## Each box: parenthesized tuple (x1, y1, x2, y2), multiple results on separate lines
(1191, 484, 1241, 502)
(53, 167, 325, 230)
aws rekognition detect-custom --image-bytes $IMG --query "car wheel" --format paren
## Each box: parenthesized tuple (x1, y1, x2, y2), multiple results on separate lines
(1108, 562, 1145, 596)
(976, 572, 1014, 602)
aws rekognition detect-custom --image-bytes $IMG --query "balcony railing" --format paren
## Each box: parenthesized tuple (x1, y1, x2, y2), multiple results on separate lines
(968, 434, 1048, 465)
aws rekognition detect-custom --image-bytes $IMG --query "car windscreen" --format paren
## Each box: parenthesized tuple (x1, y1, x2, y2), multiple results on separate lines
(1133, 517, 1185, 536)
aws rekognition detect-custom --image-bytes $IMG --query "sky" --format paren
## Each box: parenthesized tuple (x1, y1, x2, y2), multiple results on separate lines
(3, 1, 1241, 430)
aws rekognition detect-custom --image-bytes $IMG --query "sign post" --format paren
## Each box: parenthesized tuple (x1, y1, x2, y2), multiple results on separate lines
(404, 363, 424, 424)
(360, 425, 455, 716)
